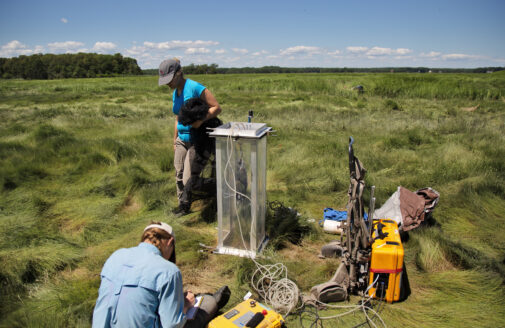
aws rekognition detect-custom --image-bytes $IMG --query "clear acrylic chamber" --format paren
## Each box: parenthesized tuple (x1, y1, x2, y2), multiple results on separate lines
(209, 122, 271, 258)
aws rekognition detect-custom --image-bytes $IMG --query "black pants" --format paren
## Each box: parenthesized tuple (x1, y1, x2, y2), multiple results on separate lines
(184, 286, 230, 328)
(180, 149, 216, 206)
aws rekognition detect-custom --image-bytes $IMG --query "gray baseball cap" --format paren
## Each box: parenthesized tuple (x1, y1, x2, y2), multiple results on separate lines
(158, 59, 181, 86)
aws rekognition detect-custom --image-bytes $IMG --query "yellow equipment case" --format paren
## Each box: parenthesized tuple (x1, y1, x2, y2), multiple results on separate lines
(368, 219, 404, 303)
(208, 299, 284, 328)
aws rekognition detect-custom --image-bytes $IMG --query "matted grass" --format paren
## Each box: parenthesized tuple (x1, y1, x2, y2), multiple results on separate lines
(0, 73, 504, 327)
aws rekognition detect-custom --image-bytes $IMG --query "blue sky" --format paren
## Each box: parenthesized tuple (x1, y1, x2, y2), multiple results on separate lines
(1, 0, 504, 69)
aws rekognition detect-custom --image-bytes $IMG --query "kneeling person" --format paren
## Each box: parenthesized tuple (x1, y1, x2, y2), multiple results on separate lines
(92, 222, 193, 328)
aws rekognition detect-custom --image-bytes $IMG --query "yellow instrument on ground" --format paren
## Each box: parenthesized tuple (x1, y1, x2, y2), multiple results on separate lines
(368, 219, 404, 303)
(208, 299, 285, 328)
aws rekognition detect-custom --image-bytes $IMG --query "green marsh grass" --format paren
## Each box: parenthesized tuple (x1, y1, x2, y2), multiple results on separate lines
(0, 73, 504, 327)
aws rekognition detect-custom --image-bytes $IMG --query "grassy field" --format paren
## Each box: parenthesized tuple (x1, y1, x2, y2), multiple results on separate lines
(1, 72, 504, 327)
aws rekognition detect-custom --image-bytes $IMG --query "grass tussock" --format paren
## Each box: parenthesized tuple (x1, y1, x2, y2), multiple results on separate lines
(265, 201, 315, 250)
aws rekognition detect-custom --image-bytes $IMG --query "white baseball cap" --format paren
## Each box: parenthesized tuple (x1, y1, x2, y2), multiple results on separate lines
(144, 222, 175, 240)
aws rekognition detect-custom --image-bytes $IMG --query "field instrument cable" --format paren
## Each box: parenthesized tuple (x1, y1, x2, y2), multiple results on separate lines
(299, 275, 386, 328)
(222, 124, 386, 327)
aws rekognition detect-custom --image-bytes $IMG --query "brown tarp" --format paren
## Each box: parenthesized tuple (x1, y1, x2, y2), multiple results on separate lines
(374, 187, 440, 231)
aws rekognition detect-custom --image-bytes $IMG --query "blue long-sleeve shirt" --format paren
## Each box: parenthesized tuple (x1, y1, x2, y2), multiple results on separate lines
(92, 242, 187, 328)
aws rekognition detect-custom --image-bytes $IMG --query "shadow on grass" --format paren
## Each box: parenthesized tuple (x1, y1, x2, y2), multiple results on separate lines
(399, 262, 411, 302)
(199, 197, 217, 223)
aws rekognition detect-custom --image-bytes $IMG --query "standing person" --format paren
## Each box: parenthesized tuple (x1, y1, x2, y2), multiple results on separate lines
(177, 98, 222, 212)
(92, 222, 194, 328)
(158, 58, 222, 216)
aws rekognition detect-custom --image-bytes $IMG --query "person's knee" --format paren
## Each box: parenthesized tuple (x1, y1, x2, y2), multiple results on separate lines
(184, 295, 217, 328)
(199, 295, 218, 318)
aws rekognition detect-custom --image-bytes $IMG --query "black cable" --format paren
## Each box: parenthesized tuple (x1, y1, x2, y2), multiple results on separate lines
(298, 277, 389, 328)
(351, 278, 387, 328)
(298, 304, 324, 328)
(366, 282, 387, 327)
(351, 302, 373, 328)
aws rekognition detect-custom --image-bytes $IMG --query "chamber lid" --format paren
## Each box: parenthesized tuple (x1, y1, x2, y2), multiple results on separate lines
(209, 122, 271, 138)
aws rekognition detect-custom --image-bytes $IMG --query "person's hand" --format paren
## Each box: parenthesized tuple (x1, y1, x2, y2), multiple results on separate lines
(183, 291, 195, 314)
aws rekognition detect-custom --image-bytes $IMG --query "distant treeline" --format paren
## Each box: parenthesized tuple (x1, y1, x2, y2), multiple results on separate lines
(0, 53, 142, 79)
(144, 64, 505, 75)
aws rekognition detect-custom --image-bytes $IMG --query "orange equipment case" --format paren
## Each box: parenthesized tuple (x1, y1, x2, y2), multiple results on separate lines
(368, 219, 404, 303)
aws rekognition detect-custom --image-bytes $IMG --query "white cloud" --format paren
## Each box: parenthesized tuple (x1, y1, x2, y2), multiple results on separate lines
(127, 40, 220, 67)
(232, 48, 249, 54)
(124, 40, 219, 68)
(367, 47, 392, 56)
(346, 46, 412, 57)
(92, 42, 117, 53)
(143, 41, 164, 49)
(394, 55, 413, 60)
(125, 45, 145, 56)
(0, 40, 34, 57)
(252, 50, 269, 56)
(185, 47, 211, 54)
(33, 45, 45, 54)
(420, 51, 441, 58)
(172, 40, 219, 48)
(144, 40, 219, 50)
(419, 51, 482, 63)
(2, 40, 26, 52)
(280, 46, 321, 56)
(47, 41, 86, 53)
(1, 38, 485, 69)
(327, 50, 341, 56)
(396, 48, 412, 55)
(2, 36, 502, 69)
(441, 53, 478, 60)
(366, 47, 412, 56)
(61, 18, 68, 24)
(346, 46, 368, 54)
